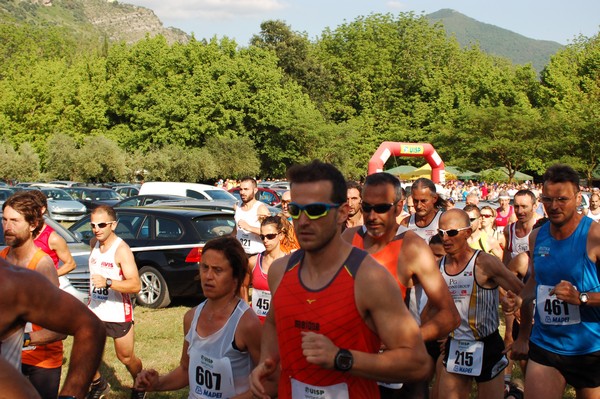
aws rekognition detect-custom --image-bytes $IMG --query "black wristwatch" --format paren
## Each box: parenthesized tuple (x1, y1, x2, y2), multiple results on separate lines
(579, 292, 589, 305)
(105, 278, 112, 289)
(334, 348, 353, 372)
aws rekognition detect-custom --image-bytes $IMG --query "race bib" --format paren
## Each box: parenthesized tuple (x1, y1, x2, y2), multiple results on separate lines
(446, 339, 484, 376)
(91, 287, 109, 302)
(190, 353, 235, 399)
(537, 284, 581, 325)
(238, 232, 251, 249)
(251, 289, 271, 318)
(290, 379, 349, 399)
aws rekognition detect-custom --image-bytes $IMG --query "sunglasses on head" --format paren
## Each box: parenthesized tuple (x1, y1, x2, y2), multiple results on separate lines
(90, 221, 116, 229)
(361, 201, 397, 214)
(259, 233, 279, 241)
(438, 226, 471, 237)
(288, 202, 341, 220)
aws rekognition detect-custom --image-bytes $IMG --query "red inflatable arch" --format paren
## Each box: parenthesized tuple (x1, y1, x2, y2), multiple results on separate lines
(367, 142, 445, 183)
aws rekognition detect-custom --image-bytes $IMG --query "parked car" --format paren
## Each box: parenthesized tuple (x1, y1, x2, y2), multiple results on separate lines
(114, 185, 141, 198)
(228, 187, 281, 206)
(0, 213, 90, 304)
(147, 198, 281, 215)
(114, 194, 189, 208)
(0, 187, 15, 206)
(139, 181, 237, 204)
(65, 187, 124, 211)
(69, 206, 236, 308)
(36, 188, 87, 222)
(47, 180, 86, 188)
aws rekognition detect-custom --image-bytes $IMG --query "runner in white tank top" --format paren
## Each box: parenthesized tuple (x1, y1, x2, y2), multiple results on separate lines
(88, 236, 134, 322)
(234, 178, 271, 255)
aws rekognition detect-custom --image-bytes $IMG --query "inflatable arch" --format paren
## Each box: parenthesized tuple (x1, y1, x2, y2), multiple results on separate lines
(367, 142, 445, 183)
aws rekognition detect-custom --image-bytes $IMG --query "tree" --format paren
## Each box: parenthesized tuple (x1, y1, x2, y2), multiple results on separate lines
(205, 135, 260, 179)
(75, 135, 128, 183)
(45, 133, 79, 180)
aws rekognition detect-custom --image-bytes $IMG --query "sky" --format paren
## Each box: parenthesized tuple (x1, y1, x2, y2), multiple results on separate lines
(124, 0, 600, 46)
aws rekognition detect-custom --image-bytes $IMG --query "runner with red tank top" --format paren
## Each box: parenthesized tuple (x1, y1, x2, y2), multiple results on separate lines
(250, 161, 433, 399)
(496, 190, 517, 233)
(343, 172, 459, 399)
(247, 216, 288, 323)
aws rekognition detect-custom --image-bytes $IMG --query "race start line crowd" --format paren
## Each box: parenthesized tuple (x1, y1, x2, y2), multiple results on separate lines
(1, 161, 599, 399)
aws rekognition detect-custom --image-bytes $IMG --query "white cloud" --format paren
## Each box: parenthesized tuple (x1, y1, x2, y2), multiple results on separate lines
(127, 0, 287, 20)
(386, 1, 408, 10)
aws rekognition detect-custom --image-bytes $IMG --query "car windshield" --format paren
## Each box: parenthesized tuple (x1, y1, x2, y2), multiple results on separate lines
(92, 190, 121, 200)
(206, 190, 236, 201)
(192, 215, 235, 242)
(44, 189, 75, 201)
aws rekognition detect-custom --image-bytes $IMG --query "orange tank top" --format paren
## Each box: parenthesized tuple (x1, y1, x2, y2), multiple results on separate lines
(351, 228, 408, 299)
(273, 248, 381, 398)
(0, 247, 63, 368)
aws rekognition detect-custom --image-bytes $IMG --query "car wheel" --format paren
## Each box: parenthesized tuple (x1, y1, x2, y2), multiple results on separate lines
(137, 266, 171, 309)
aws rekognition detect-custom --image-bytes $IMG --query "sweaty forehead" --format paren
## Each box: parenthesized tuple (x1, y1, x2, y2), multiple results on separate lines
(411, 187, 435, 199)
(543, 181, 578, 196)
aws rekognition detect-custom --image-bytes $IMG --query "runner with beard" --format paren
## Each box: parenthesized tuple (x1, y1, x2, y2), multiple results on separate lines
(233, 177, 271, 256)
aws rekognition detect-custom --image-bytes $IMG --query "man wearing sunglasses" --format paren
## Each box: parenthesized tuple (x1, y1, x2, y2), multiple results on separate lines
(510, 164, 600, 399)
(434, 209, 523, 399)
(342, 172, 460, 399)
(399, 178, 447, 243)
(250, 161, 432, 399)
(87, 205, 146, 399)
(233, 177, 270, 256)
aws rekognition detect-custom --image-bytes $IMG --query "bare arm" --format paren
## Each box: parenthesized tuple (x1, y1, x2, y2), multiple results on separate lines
(502, 228, 511, 265)
(91, 241, 141, 294)
(49, 231, 76, 276)
(399, 232, 459, 341)
(250, 258, 286, 399)
(477, 252, 524, 294)
(232, 309, 263, 399)
(30, 256, 67, 343)
(3, 264, 106, 399)
(136, 308, 194, 391)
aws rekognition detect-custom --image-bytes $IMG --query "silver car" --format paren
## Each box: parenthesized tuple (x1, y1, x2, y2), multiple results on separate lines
(39, 188, 87, 222)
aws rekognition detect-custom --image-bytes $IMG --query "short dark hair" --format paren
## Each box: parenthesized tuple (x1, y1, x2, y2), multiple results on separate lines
(463, 204, 481, 216)
(3, 191, 44, 237)
(287, 160, 347, 204)
(514, 189, 537, 203)
(202, 236, 248, 294)
(28, 190, 48, 214)
(91, 205, 117, 221)
(542, 164, 580, 191)
(364, 172, 403, 202)
(240, 177, 257, 188)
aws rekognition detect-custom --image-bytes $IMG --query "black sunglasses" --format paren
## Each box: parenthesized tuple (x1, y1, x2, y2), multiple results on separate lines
(438, 226, 471, 237)
(259, 233, 279, 241)
(361, 201, 397, 214)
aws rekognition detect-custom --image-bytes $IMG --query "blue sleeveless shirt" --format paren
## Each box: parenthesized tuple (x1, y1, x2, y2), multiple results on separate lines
(531, 217, 600, 355)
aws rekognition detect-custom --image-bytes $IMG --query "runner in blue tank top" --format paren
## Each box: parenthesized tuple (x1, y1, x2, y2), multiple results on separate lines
(509, 164, 600, 398)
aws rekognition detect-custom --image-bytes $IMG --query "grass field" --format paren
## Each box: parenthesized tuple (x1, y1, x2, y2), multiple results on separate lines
(62, 302, 576, 399)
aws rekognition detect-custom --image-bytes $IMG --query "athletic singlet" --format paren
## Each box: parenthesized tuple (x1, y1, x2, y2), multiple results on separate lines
(34, 225, 60, 267)
(440, 251, 499, 340)
(407, 210, 442, 243)
(495, 206, 513, 231)
(234, 201, 266, 254)
(351, 227, 407, 299)
(587, 210, 600, 222)
(273, 248, 381, 398)
(0, 248, 62, 369)
(469, 230, 490, 254)
(185, 300, 253, 398)
(251, 252, 271, 323)
(531, 217, 600, 355)
(88, 237, 134, 323)
(506, 223, 530, 259)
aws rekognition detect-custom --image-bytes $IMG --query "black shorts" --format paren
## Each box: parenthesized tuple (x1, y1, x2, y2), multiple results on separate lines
(442, 330, 508, 382)
(529, 342, 600, 389)
(104, 321, 133, 339)
(22, 364, 61, 399)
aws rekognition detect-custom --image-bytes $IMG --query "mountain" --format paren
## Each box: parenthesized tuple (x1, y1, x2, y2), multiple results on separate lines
(426, 9, 563, 73)
(0, 0, 189, 45)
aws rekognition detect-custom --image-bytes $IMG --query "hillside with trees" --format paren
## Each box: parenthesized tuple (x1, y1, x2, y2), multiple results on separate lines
(0, 2, 598, 184)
